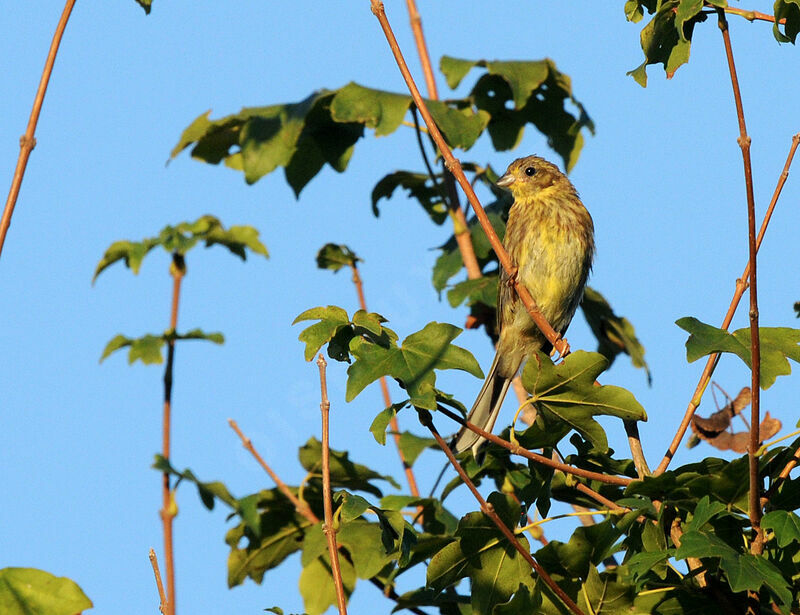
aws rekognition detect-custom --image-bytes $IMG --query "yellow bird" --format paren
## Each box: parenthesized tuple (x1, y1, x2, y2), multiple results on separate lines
(453, 155, 595, 456)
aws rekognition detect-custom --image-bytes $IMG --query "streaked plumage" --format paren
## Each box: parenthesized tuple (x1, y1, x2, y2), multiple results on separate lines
(453, 155, 595, 456)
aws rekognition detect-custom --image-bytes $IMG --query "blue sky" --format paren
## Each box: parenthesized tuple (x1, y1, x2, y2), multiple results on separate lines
(1, 2, 799, 614)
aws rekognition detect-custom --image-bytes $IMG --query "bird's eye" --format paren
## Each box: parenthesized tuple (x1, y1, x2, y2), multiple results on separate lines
(524, 166, 536, 176)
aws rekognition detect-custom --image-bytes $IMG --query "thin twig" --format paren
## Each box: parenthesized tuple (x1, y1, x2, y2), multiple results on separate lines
(228, 418, 318, 524)
(148, 549, 168, 615)
(318, 355, 348, 615)
(370, 0, 569, 356)
(710, 2, 783, 24)
(655, 133, 800, 476)
(350, 263, 421, 498)
(716, 11, 763, 560)
(402, 1, 482, 282)
(160, 253, 184, 615)
(624, 420, 651, 478)
(417, 408, 587, 615)
(435, 405, 631, 487)
(1, 0, 76, 258)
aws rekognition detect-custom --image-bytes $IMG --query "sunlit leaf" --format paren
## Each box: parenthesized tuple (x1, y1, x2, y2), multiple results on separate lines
(0, 568, 92, 615)
(316, 243, 361, 272)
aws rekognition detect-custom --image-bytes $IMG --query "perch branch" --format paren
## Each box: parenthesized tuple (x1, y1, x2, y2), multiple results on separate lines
(370, 0, 569, 356)
(149, 549, 168, 615)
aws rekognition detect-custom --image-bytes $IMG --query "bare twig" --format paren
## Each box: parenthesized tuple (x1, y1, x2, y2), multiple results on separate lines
(435, 405, 631, 487)
(349, 263, 421, 498)
(417, 408, 586, 615)
(718, 11, 763, 555)
(1, 0, 76, 258)
(655, 133, 800, 476)
(370, 0, 569, 356)
(228, 418, 318, 524)
(148, 549, 168, 615)
(318, 355, 348, 615)
(402, 1, 482, 282)
(160, 253, 184, 615)
(709, 2, 784, 24)
(624, 420, 651, 478)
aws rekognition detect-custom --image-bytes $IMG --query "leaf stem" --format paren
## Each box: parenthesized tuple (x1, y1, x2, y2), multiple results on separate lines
(655, 132, 800, 475)
(417, 408, 587, 615)
(370, 0, 569, 356)
(317, 355, 348, 615)
(0, 0, 76, 259)
(148, 548, 168, 615)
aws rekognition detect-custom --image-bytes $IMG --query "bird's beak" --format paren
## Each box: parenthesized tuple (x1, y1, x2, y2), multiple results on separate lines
(496, 173, 515, 188)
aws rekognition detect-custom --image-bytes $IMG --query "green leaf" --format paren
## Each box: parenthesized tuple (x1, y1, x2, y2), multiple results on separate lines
(397, 432, 437, 466)
(371, 170, 448, 225)
(763, 510, 800, 547)
(581, 565, 635, 614)
(674, 530, 738, 560)
(774, 0, 800, 43)
(686, 495, 727, 532)
(299, 552, 355, 615)
(346, 321, 483, 409)
(0, 568, 92, 615)
(225, 489, 313, 587)
(627, 1, 698, 87)
(93, 215, 266, 281)
(380, 495, 459, 535)
(175, 328, 225, 345)
(335, 491, 372, 524)
(439, 56, 480, 89)
(153, 454, 238, 509)
(315, 243, 360, 272)
(580, 286, 650, 383)
(520, 351, 647, 452)
(134, 0, 152, 14)
(330, 82, 410, 137)
(722, 553, 793, 608)
(298, 437, 400, 496)
(369, 405, 398, 445)
(493, 585, 542, 615)
(447, 276, 498, 309)
(535, 518, 624, 579)
(428, 493, 535, 615)
(293, 305, 353, 362)
(100, 333, 165, 365)
(677, 317, 800, 388)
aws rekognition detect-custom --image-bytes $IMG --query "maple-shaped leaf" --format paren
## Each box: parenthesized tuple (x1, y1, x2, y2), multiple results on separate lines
(677, 317, 800, 389)
(346, 322, 483, 410)
(520, 351, 647, 452)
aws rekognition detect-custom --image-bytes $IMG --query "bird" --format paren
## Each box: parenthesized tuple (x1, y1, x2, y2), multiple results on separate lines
(452, 155, 595, 456)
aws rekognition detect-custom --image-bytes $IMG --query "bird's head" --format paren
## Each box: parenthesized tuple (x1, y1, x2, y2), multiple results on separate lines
(495, 155, 569, 198)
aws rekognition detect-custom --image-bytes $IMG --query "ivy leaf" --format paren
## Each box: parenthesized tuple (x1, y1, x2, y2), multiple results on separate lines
(346, 322, 483, 409)
(762, 510, 800, 547)
(676, 317, 800, 389)
(774, 0, 800, 43)
(298, 437, 400, 496)
(315, 243, 360, 272)
(0, 568, 93, 615)
(580, 286, 650, 383)
(371, 171, 448, 225)
(520, 351, 647, 452)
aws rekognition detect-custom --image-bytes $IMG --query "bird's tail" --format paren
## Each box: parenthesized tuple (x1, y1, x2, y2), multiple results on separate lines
(452, 351, 514, 457)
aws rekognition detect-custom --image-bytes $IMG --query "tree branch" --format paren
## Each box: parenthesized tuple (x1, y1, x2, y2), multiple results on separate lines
(317, 355, 348, 615)
(655, 132, 800, 475)
(370, 0, 569, 356)
(1, 0, 76, 258)
(417, 408, 587, 615)
(148, 549, 168, 615)
(435, 405, 631, 487)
